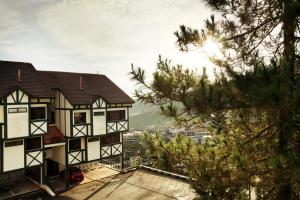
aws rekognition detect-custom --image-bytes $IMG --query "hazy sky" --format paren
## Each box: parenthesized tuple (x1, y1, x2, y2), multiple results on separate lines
(0, 0, 214, 96)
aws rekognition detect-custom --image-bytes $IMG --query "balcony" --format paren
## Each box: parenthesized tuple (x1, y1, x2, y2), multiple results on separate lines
(25, 149, 43, 167)
(106, 120, 128, 133)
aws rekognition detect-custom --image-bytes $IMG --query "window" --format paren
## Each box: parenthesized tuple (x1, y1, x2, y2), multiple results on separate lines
(107, 110, 125, 122)
(94, 112, 104, 116)
(74, 112, 86, 125)
(88, 137, 100, 142)
(31, 107, 46, 120)
(5, 140, 23, 147)
(100, 133, 120, 145)
(69, 139, 81, 151)
(50, 111, 55, 124)
(25, 137, 41, 150)
(8, 107, 27, 113)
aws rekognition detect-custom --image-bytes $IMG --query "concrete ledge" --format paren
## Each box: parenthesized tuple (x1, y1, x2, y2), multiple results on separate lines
(139, 165, 191, 181)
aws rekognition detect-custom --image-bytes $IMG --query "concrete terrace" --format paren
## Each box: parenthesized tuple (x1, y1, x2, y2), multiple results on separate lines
(56, 168, 196, 200)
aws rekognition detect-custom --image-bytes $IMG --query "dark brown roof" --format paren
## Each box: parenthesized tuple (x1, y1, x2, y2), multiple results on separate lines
(0, 60, 133, 105)
(38, 71, 134, 105)
(44, 125, 66, 145)
(0, 60, 54, 99)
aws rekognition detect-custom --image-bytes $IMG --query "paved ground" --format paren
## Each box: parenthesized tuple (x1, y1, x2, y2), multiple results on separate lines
(80, 165, 120, 184)
(0, 179, 41, 200)
(56, 168, 196, 200)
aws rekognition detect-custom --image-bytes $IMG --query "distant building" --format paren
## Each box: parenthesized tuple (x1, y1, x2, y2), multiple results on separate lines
(123, 131, 144, 165)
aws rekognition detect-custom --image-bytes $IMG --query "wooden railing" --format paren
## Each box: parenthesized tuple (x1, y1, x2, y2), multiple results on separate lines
(68, 149, 85, 165)
(30, 120, 47, 135)
(106, 120, 128, 133)
(73, 124, 91, 137)
(25, 149, 43, 167)
(101, 143, 122, 158)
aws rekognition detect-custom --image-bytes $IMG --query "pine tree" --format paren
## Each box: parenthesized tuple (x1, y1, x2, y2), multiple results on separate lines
(130, 0, 300, 199)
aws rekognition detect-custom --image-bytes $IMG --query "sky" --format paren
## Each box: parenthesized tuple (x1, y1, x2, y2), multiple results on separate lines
(0, 0, 214, 96)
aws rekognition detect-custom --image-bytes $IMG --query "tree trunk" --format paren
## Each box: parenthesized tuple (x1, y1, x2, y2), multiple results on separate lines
(277, 1, 296, 199)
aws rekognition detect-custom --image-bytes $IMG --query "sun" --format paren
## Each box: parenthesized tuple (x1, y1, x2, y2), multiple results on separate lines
(202, 38, 223, 58)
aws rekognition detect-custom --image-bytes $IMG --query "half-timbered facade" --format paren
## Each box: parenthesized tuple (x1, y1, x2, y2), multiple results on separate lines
(0, 61, 134, 189)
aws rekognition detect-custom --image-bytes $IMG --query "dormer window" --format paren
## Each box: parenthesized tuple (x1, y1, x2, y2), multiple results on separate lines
(31, 107, 46, 121)
(74, 112, 86, 125)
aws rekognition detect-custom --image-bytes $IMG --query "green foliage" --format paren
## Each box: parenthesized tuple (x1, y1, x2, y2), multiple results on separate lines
(130, 0, 300, 199)
(142, 133, 194, 174)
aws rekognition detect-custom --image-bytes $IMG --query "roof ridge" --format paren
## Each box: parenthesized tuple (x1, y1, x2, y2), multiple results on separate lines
(0, 60, 32, 65)
(38, 70, 105, 76)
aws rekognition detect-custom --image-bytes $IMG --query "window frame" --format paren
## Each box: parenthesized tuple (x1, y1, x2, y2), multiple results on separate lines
(74, 112, 87, 125)
(5, 140, 23, 147)
(25, 137, 42, 151)
(8, 107, 27, 113)
(106, 110, 126, 122)
(30, 106, 47, 121)
(100, 133, 121, 145)
(93, 111, 104, 116)
(69, 139, 82, 151)
(88, 137, 100, 143)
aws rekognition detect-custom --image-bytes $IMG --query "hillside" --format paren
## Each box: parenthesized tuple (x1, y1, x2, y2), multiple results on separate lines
(129, 101, 174, 131)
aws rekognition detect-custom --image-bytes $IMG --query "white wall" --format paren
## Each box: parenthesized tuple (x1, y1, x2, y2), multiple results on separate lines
(6, 91, 17, 104)
(60, 109, 66, 135)
(93, 109, 106, 135)
(87, 140, 100, 161)
(0, 105, 4, 123)
(55, 90, 73, 137)
(7, 105, 29, 138)
(92, 98, 106, 108)
(7, 90, 28, 104)
(3, 140, 25, 171)
(45, 145, 66, 172)
(0, 105, 4, 138)
(65, 110, 71, 137)
(59, 92, 72, 109)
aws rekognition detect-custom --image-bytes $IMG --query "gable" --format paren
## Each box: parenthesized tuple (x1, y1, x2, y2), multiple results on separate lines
(7, 89, 28, 104)
(93, 97, 106, 109)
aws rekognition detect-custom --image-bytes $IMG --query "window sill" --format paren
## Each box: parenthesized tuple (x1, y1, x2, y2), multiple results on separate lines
(73, 123, 90, 126)
(30, 119, 47, 122)
(69, 149, 85, 153)
(107, 120, 127, 123)
(25, 148, 42, 153)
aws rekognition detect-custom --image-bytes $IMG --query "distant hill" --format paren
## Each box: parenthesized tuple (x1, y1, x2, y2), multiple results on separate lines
(129, 101, 174, 131)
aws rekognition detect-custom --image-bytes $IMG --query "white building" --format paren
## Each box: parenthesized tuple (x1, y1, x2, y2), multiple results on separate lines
(0, 60, 134, 189)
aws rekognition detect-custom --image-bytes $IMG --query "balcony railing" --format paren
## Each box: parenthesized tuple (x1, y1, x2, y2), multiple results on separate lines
(68, 149, 85, 165)
(30, 119, 47, 135)
(25, 149, 43, 167)
(106, 120, 128, 133)
(101, 143, 122, 158)
(72, 124, 91, 137)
